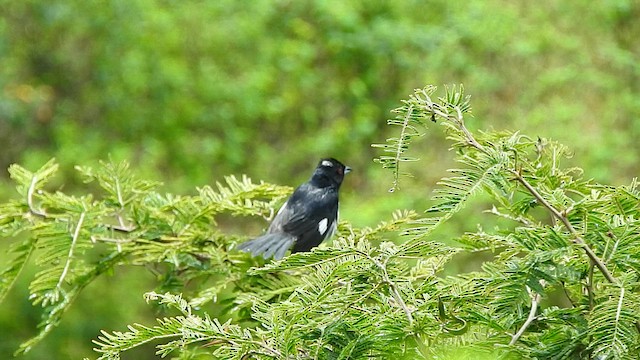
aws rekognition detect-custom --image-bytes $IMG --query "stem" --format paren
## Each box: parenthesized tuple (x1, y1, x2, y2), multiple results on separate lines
(587, 264, 595, 310)
(115, 177, 124, 207)
(448, 107, 637, 338)
(457, 117, 483, 150)
(57, 212, 86, 290)
(27, 175, 46, 217)
(352, 249, 414, 325)
(486, 205, 533, 226)
(510, 286, 540, 345)
(27, 173, 133, 236)
(513, 171, 617, 284)
(561, 282, 578, 308)
(354, 249, 429, 357)
(114, 176, 135, 232)
(614, 287, 624, 326)
(376, 258, 414, 326)
(452, 112, 617, 284)
(391, 104, 415, 191)
(604, 231, 620, 264)
(107, 224, 135, 233)
(379, 262, 430, 358)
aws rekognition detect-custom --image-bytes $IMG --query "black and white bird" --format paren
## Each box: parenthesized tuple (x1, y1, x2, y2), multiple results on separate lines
(237, 158, 350, 260)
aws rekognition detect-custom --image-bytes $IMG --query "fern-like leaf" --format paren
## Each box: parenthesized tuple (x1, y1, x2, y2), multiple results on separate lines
(0, 236, 36, 302)
(198, 174, 291, 217)
(17, 251, 125, 355)
(401, 150, 509, 255)
(588, 284, 640, 359)
(94, 292, 273, 360)
(372, 86, 438, 191)
(373, 85, 472, 191)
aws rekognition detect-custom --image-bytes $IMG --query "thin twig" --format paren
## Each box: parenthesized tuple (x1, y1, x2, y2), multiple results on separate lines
(91, 235, 134, 253)
(446, 102, 635, 338)
(107, 224, 136, 233)
(57, 212, 86, 290)
(351, 249, 415, 325)
(587, 264, 595, 310)
(485, 205, 534, 226)
(115, 177, 124, 208)
(510, 285, 541, 345)
(614, 286, 624, 327)
(392, 103, 415, 191)
(513, 171, 617, 284)
(457, 116, 483, 150)
(27, 175, 133, 235)
(387, 278, 414, 325)
(90, 236, 133, 244)
(378, 258, 414, 326)
(560, 281, 578, 308)
(113, 176, 136, 232)
(604, 231, 620, 264)
(451, 112, 616, 284)
(380, 261, 431, 357)
(353, 249, 430, 356)
(27, 175, 46, 217)
(433, 104, 483, 151)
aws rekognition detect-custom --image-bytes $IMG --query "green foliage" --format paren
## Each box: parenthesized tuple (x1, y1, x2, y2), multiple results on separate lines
(372, 85, 471, 192)
(2, 1, 640, 358)
(2, 85, 638, 358)
(0, 158, 291, 355)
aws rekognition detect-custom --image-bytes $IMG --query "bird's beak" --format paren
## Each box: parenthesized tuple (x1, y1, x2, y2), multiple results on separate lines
(344, 166, 352, 174)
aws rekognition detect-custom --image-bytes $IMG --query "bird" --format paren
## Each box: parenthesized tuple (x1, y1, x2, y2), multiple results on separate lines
(237, 158, 351, 260)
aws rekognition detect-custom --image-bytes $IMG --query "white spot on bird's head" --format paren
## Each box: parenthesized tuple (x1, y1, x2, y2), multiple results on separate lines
(321, 160, 333, 167)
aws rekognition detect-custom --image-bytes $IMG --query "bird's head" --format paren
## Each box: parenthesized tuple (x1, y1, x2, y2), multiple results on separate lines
(311, 158, 351, 188)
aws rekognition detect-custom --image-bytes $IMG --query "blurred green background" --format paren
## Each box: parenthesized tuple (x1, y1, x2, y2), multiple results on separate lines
(1, 0, 638, 358)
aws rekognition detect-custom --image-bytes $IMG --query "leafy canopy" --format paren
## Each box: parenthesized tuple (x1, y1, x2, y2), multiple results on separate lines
(1, 85, 639, 359)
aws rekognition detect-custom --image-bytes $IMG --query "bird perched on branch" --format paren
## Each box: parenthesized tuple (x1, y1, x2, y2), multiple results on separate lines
(237, 158, 351, 260)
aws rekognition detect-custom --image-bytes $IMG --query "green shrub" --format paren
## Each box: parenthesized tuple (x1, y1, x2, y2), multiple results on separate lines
(2, 86, 639, 359)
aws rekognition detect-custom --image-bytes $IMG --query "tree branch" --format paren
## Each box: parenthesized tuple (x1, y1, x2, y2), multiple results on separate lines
(449, 112, 617, 285)
(456, 113, 483, 150)
(374, 256, 414, 326)
(512, 171, 617, 284)
(27, 172, 135, 235)
(57, 212, 86, 290)
(510, 285, 540, 345)
(354, 249, 430, 357)
(447, 110, 632, 339)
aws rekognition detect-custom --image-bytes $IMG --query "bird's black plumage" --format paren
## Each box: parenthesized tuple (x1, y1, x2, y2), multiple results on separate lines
(237, 158, 350, 260)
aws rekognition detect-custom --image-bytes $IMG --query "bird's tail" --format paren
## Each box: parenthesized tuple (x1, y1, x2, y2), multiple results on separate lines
(236, 233, 296, 260)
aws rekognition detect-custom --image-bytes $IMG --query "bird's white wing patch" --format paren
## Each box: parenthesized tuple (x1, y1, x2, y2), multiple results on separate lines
(326, 220, 337, 239)
(324, 209, 338, 238)
(276, 201, 287, 216)
(318, 218, 329, 235)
